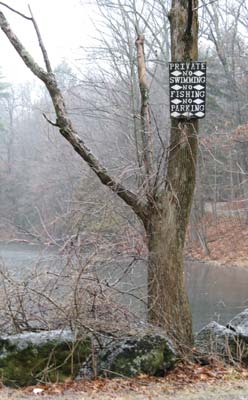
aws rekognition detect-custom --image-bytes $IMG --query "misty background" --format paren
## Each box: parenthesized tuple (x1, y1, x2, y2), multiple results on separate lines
(0, 0, 248, 254)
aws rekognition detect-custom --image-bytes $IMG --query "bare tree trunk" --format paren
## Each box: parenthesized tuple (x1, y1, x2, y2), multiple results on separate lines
(146, 121, 197, 351)
(134, 33, 194, 349)
(145, 0, 198, 351)
(147, 190, 194, 351)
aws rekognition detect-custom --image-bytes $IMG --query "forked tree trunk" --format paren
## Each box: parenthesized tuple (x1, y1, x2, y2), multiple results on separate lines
(0, 0, 198, 353)
(146, 0, 198, 352)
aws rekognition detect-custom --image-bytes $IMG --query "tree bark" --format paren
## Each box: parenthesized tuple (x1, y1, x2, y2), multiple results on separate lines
(146, 0, 198, 352)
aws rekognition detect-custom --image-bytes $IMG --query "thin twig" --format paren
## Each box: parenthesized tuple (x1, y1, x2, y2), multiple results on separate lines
(43, 113, 59, 127)
(28, 4, 52, 73)
(0, 2, 32, 20)
(193, 0, 218, 11)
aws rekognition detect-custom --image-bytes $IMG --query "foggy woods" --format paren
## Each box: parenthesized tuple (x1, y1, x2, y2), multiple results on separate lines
(0, 0, 248, 356)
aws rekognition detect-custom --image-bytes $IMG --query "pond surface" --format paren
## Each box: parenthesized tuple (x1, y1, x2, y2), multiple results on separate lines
(185, 260, 248, 331)
(0, 242, 248, 332)
(0, 242, 58, 277)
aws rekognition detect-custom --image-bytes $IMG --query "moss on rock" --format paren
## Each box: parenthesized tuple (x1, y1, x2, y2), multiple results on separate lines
(0, 330, 91, 387)
(96, 333, 177, 378)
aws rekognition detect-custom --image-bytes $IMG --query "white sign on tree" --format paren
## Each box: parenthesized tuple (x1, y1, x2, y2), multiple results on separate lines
(169, 62, 206, 119)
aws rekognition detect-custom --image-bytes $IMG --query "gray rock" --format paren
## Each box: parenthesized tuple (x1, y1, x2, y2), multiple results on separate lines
(80, 329, 177, 378)
(0, 330, 91, 387)
(195, 311, 248, 364)
(194, 321, 236, 357)
(1, 329, 75, 350)
(228, 309, 248, 338)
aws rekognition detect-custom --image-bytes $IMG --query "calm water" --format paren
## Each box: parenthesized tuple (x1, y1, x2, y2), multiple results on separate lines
(0, 242, 248, 332)
(185, 260, 248, 331)
(0, 242, 58, 277)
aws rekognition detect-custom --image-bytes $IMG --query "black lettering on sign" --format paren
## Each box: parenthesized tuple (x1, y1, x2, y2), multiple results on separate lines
(169, 62, 207, 119)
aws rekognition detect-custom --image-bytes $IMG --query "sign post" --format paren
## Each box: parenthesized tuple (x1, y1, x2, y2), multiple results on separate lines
(169, 62, 206, 119)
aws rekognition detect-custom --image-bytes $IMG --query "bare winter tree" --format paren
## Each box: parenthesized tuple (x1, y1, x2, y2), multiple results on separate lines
(0, 0, 198, 352)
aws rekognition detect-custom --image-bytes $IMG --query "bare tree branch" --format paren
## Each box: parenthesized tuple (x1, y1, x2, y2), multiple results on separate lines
(135, 34, 154, 195)
(0, 11, 47, 81)
(0, 10, 148, 223)
(42, 113, 59, 127)
(0, 2, 32, 20)
(28, 5, 52, 73)
(192, 0, 217, 11)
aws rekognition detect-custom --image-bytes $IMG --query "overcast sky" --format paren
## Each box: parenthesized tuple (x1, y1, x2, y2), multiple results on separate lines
(0, 0, 96, 83)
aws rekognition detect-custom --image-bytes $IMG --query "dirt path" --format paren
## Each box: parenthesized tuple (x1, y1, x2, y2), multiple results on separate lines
(3, 380, 248, 400)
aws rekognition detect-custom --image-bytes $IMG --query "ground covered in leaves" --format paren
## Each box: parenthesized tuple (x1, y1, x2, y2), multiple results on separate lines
(186, 214, 248, 265)
(3, 362, 248, 399)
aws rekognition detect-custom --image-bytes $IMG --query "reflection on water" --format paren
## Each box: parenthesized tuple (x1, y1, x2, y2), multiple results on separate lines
(0, 242, 248, 332)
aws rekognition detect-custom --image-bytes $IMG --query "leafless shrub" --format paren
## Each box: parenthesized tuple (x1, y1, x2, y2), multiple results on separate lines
(0, 244, 147, 336)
